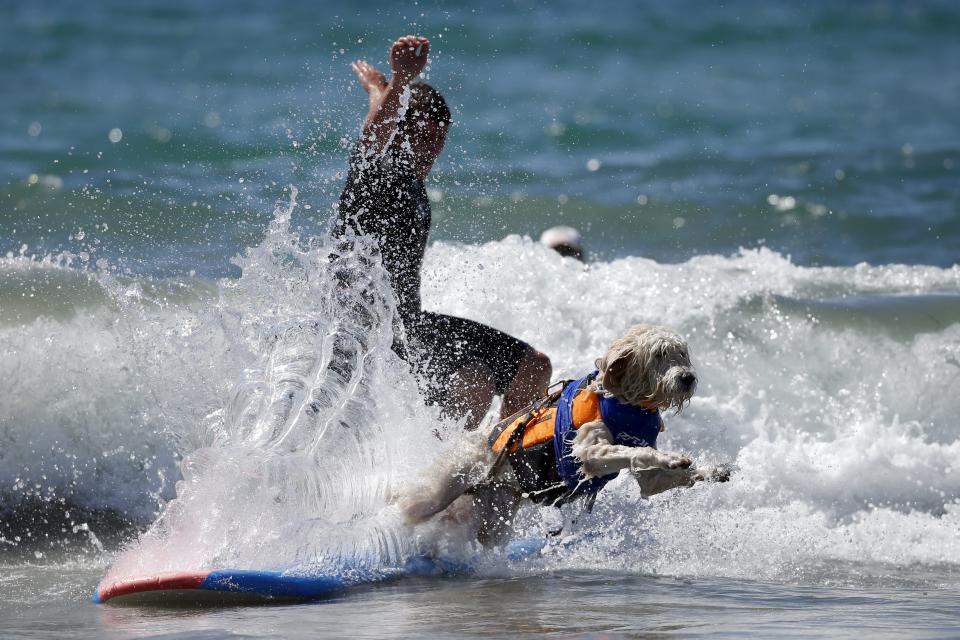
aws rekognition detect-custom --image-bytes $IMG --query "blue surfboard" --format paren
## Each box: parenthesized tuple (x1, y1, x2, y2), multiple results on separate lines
(93, 538, 546, 604)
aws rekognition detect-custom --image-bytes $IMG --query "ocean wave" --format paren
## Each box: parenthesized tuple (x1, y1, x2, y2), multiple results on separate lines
(2, 204, 960, 581)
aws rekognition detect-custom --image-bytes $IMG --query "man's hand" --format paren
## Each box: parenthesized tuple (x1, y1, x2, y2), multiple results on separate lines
(351, 60, 387, 98)
(354, 35, 431, 155)
(389, 35, 429, 81)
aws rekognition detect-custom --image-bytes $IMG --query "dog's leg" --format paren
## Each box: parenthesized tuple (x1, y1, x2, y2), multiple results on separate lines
(635, 464, 732, 497)
(633, 468, 696, 497)
(571, 420, 691, 479)
(471, 478, 523, 547)
(398, 428, 496, 524)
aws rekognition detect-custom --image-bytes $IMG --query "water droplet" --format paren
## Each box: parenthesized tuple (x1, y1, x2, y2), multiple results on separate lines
(545, 122, 566, 137)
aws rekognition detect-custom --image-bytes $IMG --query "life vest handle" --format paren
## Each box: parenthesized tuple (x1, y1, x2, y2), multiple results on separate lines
(480, 380, 572, 485)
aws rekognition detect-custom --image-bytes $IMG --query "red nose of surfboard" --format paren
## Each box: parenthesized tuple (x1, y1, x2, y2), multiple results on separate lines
(92, 570, 211, 603)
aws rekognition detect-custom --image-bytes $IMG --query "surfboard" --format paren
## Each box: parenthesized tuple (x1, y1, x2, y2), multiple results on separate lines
(92, 568, 373, 604)
(92, 538, 546, 604)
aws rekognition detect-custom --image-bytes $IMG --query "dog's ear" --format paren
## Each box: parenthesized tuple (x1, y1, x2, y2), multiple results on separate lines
(599, 350, 631, 396)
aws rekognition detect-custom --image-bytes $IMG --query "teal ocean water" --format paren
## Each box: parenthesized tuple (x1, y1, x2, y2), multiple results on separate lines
(4, 0, 959, 273)
(2, 1, 960, 638)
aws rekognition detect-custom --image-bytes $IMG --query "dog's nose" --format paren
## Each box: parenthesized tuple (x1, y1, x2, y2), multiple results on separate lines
(680, 372, 696, 388)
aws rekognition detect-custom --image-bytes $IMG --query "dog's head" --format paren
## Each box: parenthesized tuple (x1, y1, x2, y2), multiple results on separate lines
(594, 323, 697, 412)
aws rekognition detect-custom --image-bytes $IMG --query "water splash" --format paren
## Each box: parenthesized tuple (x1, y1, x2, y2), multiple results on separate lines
(101, 187, 446, 579)
(4, 215, 960, 586)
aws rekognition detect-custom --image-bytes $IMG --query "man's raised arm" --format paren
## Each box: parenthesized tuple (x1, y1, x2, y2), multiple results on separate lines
(350, 35, 430, 155)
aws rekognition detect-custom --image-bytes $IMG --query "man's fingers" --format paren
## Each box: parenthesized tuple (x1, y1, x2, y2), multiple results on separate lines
(393, 35, 429, 53)
(351, 62, 368, 80)
(413, 37, 429, 54)
(352, 61, 383, 80)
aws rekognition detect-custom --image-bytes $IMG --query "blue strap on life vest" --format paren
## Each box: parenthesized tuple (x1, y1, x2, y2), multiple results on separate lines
(553, 371, 662, 497)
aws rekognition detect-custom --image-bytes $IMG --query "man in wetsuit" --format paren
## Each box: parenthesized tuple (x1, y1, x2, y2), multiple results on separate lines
(335, 35, 551, 429)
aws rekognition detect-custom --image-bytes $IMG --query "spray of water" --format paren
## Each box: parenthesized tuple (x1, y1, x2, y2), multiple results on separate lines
(68, 188, 450, 581)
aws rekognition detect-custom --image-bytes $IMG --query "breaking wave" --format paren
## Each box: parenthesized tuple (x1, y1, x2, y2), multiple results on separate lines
(2, 189, 960, 585)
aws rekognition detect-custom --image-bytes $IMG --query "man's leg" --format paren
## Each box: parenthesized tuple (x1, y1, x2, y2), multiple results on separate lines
(500, 346, 552, 417)
(444, 362, 497, 431)
(413, 312, 552, 427)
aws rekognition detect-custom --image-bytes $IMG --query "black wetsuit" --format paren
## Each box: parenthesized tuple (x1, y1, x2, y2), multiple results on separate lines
(335, 144, 528, 401)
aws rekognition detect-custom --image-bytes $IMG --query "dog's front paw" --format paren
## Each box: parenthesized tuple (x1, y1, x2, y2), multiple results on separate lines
(656, 451, 692, 470)
(692, 464, 733, 483)
(708, 464, 733, 482)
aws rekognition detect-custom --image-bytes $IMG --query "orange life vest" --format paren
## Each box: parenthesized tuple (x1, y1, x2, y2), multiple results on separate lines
(486, 372, 663, 505)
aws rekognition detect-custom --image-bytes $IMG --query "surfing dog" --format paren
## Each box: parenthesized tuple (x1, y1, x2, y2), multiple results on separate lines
(399, 323, 730, 545)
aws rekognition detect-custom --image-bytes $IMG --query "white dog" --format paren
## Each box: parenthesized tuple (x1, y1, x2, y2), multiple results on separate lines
(400, 324, 729, 545)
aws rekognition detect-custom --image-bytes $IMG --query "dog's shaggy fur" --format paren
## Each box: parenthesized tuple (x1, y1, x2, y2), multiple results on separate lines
(593, 324, 696, 411)
(400, 324, 727, 544)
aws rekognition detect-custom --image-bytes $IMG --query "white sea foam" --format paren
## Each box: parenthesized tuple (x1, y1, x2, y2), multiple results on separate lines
(424, 237, 960, 581)
(2, 206, 960, 584)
